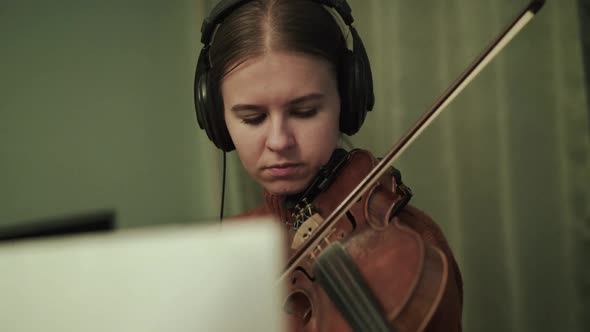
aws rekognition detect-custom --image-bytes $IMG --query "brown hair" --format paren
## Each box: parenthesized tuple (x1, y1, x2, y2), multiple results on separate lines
(208, 0, 347, 108)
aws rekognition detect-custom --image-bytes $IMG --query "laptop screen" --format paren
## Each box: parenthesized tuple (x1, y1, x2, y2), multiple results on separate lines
(0, 210, 115, 242)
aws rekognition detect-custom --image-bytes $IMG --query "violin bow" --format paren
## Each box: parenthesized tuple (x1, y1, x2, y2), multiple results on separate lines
(280, 0, 546, 280)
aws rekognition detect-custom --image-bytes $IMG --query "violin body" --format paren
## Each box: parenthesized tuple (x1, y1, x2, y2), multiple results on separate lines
(283, 150, 451, 332)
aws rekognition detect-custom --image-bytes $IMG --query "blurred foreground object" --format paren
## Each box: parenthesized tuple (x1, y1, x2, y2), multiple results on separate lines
(0, 218, 285, 332)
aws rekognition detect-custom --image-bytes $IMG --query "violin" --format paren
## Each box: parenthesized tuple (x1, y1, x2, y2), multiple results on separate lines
(279, 1, 546, 331)
(282, 149, 452, 331)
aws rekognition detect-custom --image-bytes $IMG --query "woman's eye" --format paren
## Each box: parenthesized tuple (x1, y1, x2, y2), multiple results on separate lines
(292, 108, 318, 118)
(240, 114, 266, 125)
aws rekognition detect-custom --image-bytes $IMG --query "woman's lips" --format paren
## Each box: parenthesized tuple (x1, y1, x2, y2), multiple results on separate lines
(265, 163, 302, 177)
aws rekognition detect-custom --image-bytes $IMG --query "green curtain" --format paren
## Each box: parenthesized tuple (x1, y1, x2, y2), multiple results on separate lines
(1, 0, 588, 331)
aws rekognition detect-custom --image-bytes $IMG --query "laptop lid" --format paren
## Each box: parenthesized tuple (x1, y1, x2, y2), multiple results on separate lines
(0, 219, 285, 332)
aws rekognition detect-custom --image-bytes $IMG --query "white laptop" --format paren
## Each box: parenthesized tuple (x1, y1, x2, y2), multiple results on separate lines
(0, 219, 285, 332)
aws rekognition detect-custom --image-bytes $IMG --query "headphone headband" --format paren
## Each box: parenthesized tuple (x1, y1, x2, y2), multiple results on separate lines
(201, 0, 247, 44)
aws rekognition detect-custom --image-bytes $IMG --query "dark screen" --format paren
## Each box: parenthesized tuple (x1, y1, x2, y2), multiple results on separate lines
(0, 210, 115, 242)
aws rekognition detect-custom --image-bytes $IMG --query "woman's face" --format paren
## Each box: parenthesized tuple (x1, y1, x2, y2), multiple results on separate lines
(221, 51, 341, 196)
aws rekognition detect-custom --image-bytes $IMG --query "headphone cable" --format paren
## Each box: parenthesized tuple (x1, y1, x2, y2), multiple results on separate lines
(219, 152, 226, 222)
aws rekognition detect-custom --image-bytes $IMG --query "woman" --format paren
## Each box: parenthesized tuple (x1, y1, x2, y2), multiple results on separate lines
(194, 0, 463, 330)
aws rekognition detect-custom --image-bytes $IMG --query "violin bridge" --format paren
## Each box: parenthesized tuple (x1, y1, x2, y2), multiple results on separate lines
(290, 213, 325, 251)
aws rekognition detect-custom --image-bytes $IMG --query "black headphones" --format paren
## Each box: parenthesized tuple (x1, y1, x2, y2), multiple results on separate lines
(194, 0, 374, 152)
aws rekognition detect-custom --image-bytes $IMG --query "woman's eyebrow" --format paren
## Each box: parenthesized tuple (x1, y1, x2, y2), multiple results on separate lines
(230, 104, 266, 113)
(286, 93, 324, 107)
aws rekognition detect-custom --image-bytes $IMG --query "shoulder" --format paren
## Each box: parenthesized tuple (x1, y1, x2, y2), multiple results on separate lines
(397, 204, 464, 327)
(397, 204, 451, 253)
(396, 203, 463, 290)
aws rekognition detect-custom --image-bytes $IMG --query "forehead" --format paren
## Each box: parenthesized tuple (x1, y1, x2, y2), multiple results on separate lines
(220, 51, 338, 107)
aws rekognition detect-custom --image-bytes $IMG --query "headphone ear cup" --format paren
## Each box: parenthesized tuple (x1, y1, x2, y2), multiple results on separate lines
(208, 77, 236, 152)
(194, 49, 235, 152)
(351, 48, 367, 133)
(339, 27, 374, 136)
(194, 65, 217, 145)
(351, 27, 374, 112)
(195, 69, 209, 132)
(338, 50, 356, 135)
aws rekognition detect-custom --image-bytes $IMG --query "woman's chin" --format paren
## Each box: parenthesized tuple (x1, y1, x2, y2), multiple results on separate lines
(263, 181, 308, 196)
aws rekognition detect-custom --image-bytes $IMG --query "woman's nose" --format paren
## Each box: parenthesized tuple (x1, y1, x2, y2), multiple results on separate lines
(265, 118, 295, 152)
